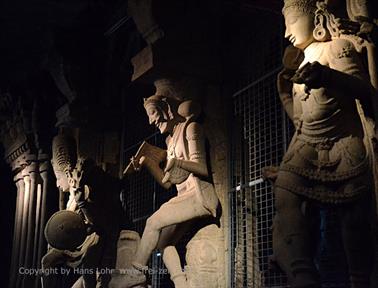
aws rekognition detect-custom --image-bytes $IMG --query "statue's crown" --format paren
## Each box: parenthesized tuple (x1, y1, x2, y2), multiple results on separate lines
(52, 134, 77, 173)
(143, 95, 165, 108)
(283, 0, 317, 13)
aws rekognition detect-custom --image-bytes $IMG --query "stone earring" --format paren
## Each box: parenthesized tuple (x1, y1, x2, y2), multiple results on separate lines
(313, 13, 329, 42)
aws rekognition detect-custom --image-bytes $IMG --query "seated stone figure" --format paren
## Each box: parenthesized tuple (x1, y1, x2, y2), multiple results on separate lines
(41, 133, 125, 288)
(273, 0, 377, 287)
(110, 96, 219, 288)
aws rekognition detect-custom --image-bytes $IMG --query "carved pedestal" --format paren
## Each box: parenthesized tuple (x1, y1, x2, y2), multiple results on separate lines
(185, 224, 225, 288)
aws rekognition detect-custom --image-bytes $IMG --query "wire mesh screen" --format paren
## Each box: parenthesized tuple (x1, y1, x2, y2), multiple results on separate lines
(228, 8, 288, 288)
(230, 73, 289, 288)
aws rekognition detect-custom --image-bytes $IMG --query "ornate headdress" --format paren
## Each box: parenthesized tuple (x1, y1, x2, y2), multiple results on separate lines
(143, 95, 183, 121)
(51, 133, 77, 173)
(283, 0, 317, 14)
(143, 95, 168, 109)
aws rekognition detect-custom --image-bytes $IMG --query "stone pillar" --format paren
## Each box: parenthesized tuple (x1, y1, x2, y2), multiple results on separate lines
(4, 153, 55, 288)
(9, 172, 24, 287)
(0, 98, 57, 288)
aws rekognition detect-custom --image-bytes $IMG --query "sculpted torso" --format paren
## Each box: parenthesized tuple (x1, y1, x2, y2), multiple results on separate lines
(293, 40, 364, 140)
(280, 38, 369, 190)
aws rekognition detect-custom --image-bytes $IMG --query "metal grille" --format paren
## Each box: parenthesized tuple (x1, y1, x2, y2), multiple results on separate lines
(229, 8, 288, 288)
(230, 72, 289, 288)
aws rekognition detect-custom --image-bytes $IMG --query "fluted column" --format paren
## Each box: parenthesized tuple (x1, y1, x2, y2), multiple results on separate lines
(23, 160, 39, 287)
(17, 168, 30, 288)
(36, 157, 51, 270)
(6, 153, 56, 288)
(9, 172, 25, 288)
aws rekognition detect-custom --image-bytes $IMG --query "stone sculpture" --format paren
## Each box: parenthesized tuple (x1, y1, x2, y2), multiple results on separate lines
(273, 0, 378, 287)
(110, 96, 219, 288)
(41, 133, 124, 288)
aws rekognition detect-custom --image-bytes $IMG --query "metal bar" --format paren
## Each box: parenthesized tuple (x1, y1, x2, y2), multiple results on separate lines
(104, 16, 131, 37)
(132, 215, 149, 223)
(230, 178, 265, 193)
(122, 131, 160, 153)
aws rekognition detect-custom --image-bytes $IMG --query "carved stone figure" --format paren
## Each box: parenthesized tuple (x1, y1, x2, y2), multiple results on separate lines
(41, 133, 124, 288)
(110, 96, 219, 288)
(273, 0, 377, 287)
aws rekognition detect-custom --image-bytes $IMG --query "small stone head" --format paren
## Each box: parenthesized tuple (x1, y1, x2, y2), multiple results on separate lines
(283, 0, 317, 50)
(51, 133, 77, 192)
(143, 95, 183, 135)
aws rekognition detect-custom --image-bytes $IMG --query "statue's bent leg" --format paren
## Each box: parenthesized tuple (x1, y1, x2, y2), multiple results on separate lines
(158, 224, 192, 288)
(97, 231, 119, 287)
(41, 248, 66, 288)
(163, 246, 187, 288)
(338, 194, 373, 288)
(81, 235, 104, 288)
(109, 196, 208, 288)
(134, 195, 209, 266)
(273, 187, 320, 288)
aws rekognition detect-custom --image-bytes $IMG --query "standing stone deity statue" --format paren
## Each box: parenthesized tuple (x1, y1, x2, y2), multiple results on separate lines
(273, 0, 378, 287)
(42, 133, 124, 288)
(110, 96, 219, 288)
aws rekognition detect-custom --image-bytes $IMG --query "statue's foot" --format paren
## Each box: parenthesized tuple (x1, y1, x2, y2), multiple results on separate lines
(171, 272, 187, 288)
(109, 269, 146, 288)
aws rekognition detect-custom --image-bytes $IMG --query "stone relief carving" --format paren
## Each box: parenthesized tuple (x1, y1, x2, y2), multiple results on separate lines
(272, 0, 378, 287)
(110, 95, 220, 288)
(184, 224, 224, 288)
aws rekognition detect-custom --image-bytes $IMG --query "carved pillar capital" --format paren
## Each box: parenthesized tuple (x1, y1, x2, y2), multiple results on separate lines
(13, 171, 24, 184)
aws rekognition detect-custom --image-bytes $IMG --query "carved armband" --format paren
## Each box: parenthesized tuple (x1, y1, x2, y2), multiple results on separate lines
(186, 124, 206, 162)
(186, 131, 202, 141)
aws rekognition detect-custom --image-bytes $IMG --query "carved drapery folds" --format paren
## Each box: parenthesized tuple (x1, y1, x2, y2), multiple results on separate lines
(1, 92, 56, 288)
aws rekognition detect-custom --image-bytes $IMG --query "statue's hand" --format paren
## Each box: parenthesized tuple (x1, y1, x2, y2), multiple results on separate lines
(66, 168, 83, 191)
(279, 68, 296, 81)
(162, 158, 176, 184)
(74, 189, 86, 208)
(291, 61, 326, 89)
(162, 158, 189, 184)
(164, 158, 176, 172)
(130, 155, 143, 171)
